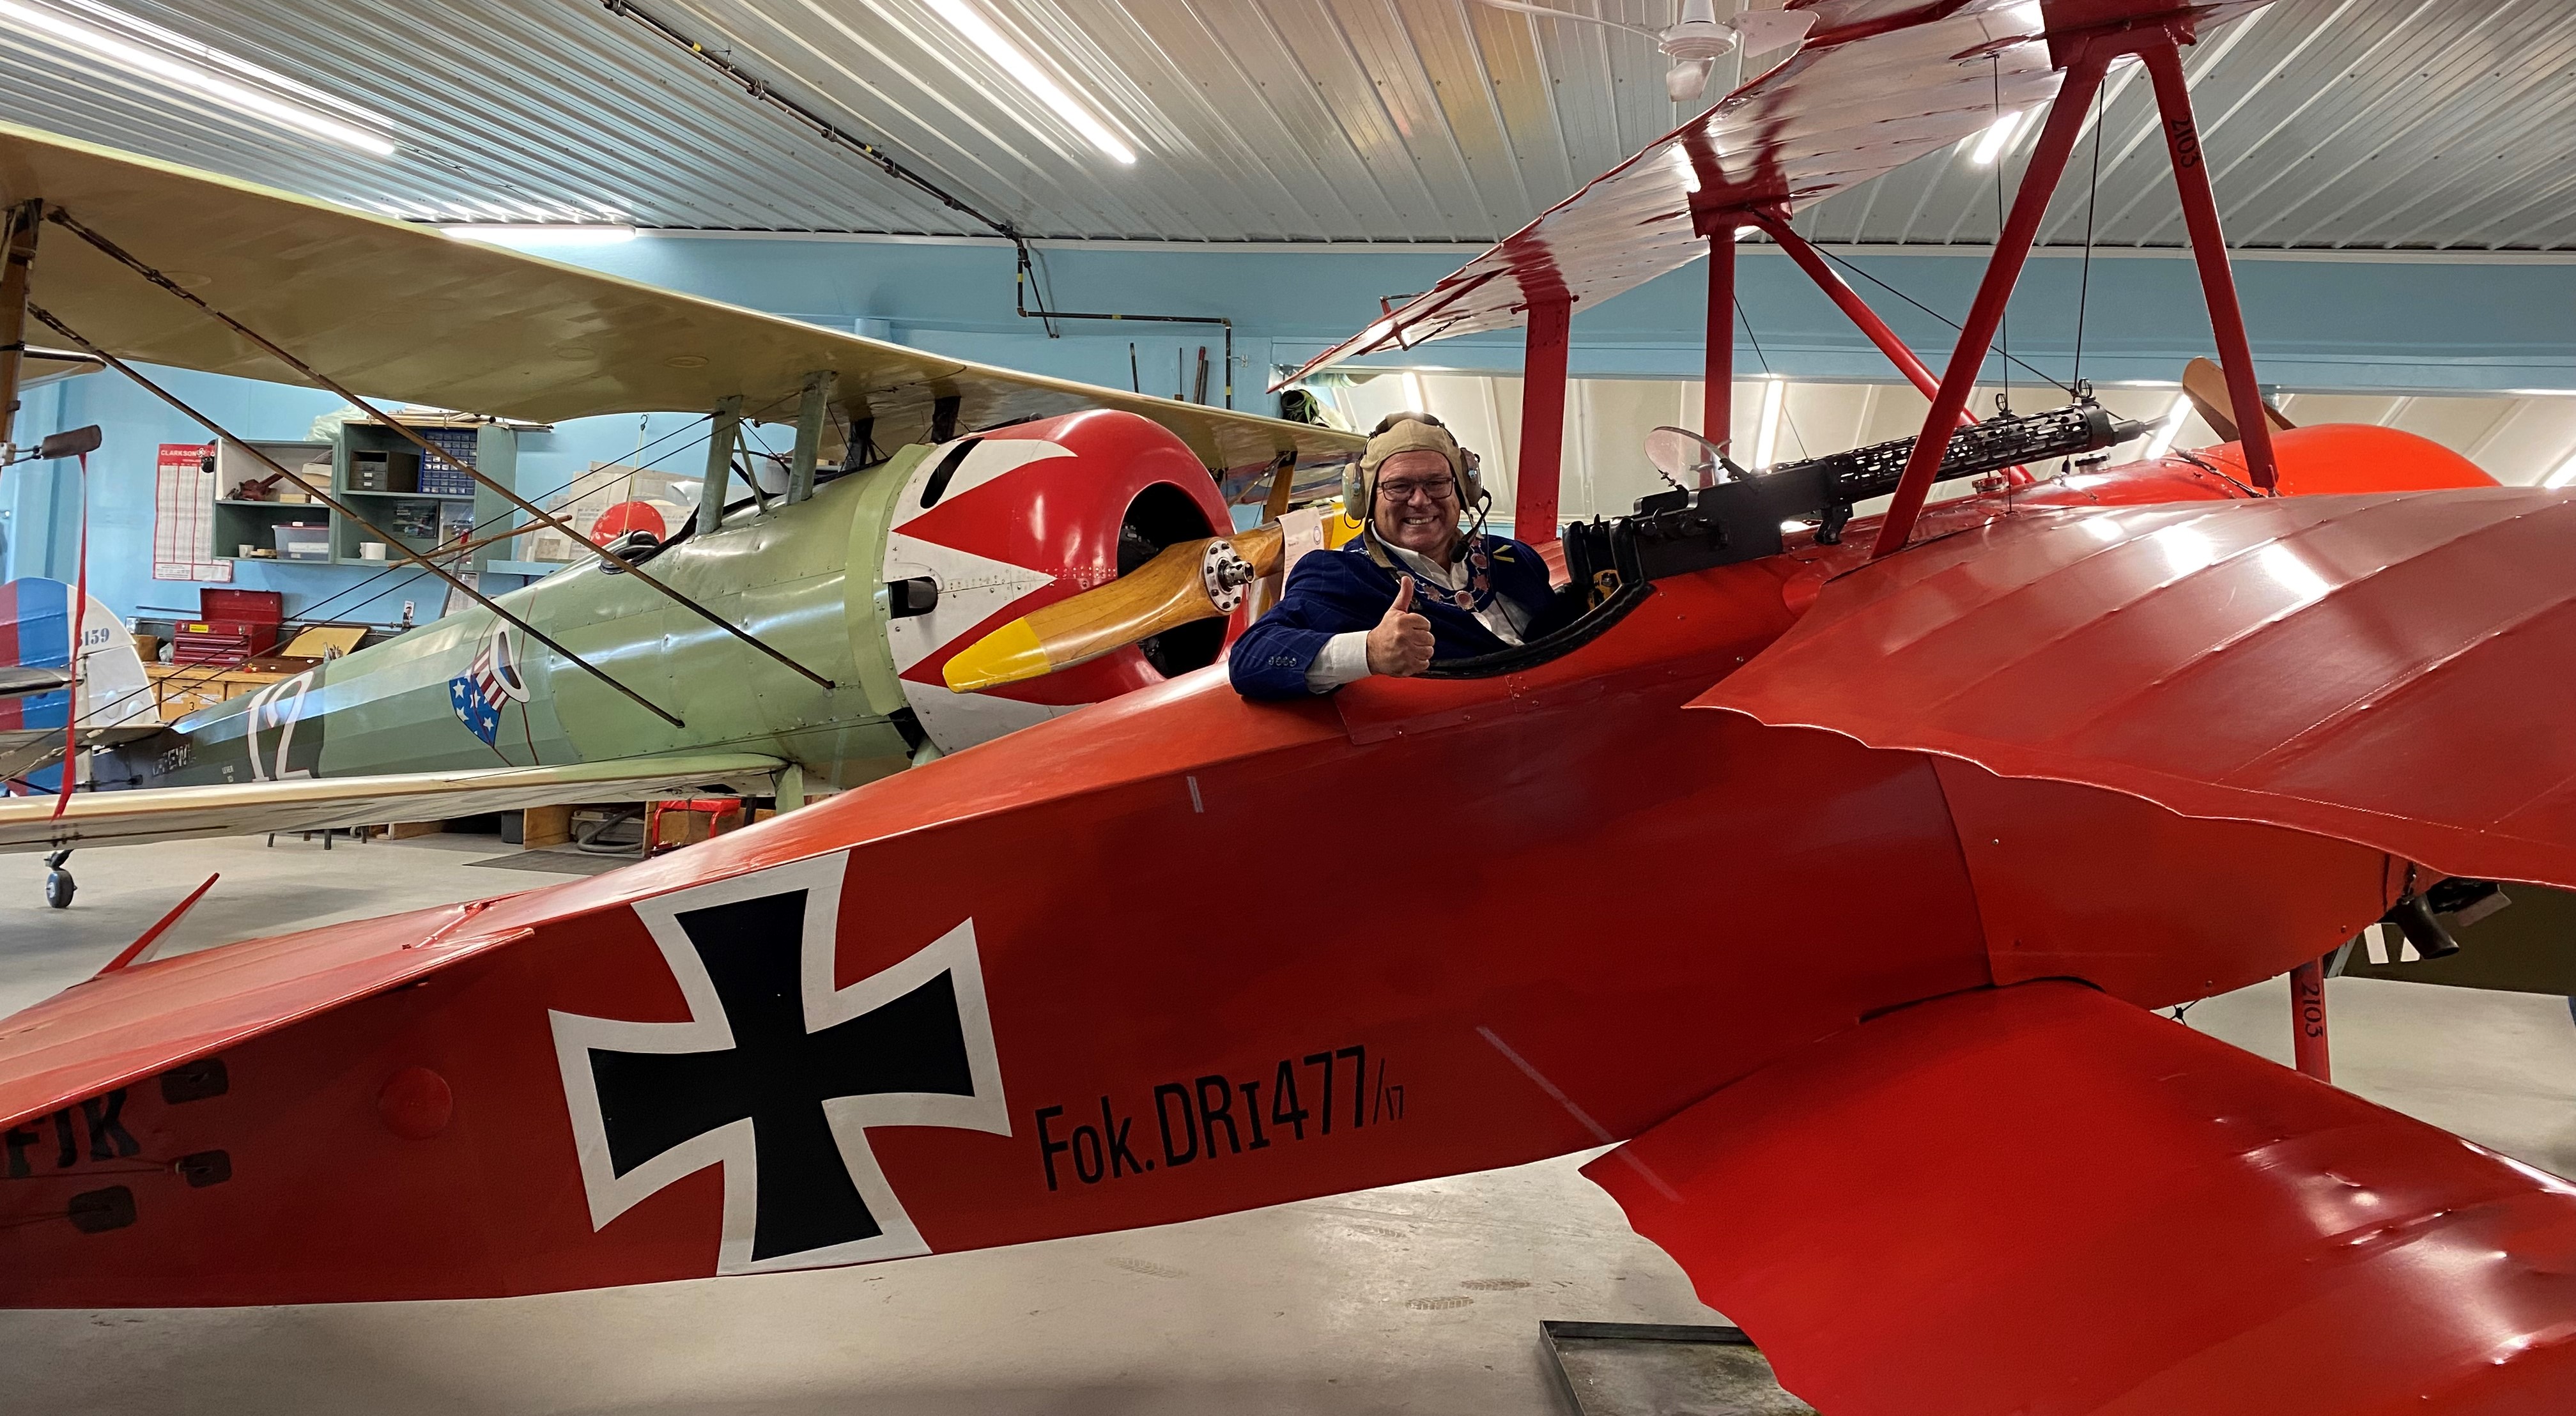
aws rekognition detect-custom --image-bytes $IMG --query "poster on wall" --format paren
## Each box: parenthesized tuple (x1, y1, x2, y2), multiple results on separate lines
(153, 442, 231, 583)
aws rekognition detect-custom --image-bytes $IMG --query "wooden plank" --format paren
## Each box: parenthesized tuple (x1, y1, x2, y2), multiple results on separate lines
(521, 804, 572, 849)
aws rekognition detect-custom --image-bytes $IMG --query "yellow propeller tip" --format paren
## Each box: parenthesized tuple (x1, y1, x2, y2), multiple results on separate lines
(942, 619, 1052, 693)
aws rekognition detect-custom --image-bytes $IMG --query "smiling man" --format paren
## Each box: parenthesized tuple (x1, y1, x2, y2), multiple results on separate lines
(1230, 412, 1581, 700)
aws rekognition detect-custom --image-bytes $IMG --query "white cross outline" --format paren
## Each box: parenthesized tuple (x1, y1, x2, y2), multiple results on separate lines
(548, 851, 1011, 1275)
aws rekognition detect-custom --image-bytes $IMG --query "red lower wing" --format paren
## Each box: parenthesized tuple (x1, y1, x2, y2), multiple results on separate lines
(1695, 489, 2576, 892)
(1586, 982, 2576, 1416)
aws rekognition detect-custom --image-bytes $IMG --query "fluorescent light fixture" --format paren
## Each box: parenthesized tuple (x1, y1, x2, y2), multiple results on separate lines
(0, 0, 396, 155)
(1970, 109, 2026, 167)
(1753, 376, 1787, 470)
(2141, 393, 2193, 461)
(2542, 450, 2576, 489)
(445, 224, 639, 247)
(923, 0, 1136, 164)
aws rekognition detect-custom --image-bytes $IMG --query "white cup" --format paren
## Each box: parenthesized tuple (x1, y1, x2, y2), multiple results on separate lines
(359, 542, 388, 560)
(237, 544, 255, 558)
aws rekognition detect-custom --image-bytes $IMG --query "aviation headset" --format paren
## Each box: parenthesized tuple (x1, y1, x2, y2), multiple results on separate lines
(1343, 412, 1490, 565)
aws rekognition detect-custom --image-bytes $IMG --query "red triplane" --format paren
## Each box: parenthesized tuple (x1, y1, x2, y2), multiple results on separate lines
(4, 4, 2573, 1413)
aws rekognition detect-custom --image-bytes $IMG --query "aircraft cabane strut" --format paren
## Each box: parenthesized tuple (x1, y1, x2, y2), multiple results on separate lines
(1868, 16, 2283, 558)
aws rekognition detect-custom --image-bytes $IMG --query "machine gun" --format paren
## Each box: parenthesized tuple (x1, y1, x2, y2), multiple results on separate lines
(1563, 401, 2146, 589)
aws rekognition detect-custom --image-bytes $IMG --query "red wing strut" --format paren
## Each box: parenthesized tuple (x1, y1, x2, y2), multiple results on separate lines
(1586, 981, 2576, 1416)
(1277, 0, 2273, 385)
(1693, 489, 2576, 893)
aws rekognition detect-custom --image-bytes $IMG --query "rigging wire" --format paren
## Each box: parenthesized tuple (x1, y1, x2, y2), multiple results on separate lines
(1732, 295, 1810, 463)
(1991, 55, 2012, 416)
(1800, 240, 2069, 392)
(2071, 77, 2106, 391)
(72, 397, 798, 735)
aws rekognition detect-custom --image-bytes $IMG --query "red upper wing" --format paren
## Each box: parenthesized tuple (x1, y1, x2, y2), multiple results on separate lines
(1277, 0, 2272, 385)
(1587, 981, 2576, 1415)
(1693, 488, 2576, 893)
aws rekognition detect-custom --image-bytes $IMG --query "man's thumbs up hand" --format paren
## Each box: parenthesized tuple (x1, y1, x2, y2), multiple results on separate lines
(1366, 577, 1435, 677)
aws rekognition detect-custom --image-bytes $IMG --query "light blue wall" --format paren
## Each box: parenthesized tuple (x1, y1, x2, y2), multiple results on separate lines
(578, 235, 2576, 393)
(11, 231, 2574, 623)
(6, 369, 720, 626)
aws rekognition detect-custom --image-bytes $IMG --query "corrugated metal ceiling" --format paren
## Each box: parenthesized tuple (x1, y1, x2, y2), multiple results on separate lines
(1, 0, 2570, 248)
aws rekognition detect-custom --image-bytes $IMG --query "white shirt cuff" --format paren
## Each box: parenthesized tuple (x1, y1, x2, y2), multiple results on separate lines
(1303, 631, 1374, 693)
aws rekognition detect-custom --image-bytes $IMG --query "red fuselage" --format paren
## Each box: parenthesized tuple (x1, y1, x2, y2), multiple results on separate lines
(0, 425, 2493, 1306)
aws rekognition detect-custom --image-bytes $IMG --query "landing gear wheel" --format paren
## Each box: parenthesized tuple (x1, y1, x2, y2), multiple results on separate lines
(44, 870, 74, 909)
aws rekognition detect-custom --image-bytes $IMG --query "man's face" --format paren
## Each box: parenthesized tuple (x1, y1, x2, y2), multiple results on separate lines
(1373, 449, 1461, 559)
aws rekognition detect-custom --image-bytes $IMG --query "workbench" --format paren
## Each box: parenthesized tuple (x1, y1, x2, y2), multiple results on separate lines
(146, 663, 300, 722)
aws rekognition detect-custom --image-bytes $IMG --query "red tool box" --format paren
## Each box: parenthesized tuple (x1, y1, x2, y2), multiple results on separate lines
(171, 589, 285, 666)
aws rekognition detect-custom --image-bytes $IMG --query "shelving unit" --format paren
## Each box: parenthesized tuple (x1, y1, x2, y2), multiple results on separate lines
(210, 440, 335, 563)
(208, 421, 519, 570)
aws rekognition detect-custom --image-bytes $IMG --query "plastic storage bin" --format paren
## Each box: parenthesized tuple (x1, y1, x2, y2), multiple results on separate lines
(417, 427, 479, 495)
(273, 523, 331, 561)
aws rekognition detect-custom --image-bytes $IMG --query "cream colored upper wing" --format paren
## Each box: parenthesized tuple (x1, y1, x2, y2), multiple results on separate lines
(0, 121, 1360, 479)
(0, 753, 780, 853)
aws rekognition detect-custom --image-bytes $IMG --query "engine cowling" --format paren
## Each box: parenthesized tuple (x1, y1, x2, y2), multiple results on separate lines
(877, 409, 1233, 754)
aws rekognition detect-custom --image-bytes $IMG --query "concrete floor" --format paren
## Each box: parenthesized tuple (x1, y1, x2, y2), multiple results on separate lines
(2, 835, 2572, 1413)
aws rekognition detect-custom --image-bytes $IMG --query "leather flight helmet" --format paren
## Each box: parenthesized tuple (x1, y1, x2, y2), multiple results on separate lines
(1345, 411, 1487, 538)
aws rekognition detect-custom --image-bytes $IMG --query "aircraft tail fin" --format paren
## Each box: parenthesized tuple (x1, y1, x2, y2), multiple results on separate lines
(0, 576, 156, 734)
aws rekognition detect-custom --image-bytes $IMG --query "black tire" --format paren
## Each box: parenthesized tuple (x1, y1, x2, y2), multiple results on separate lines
(44, 870, 74, 909)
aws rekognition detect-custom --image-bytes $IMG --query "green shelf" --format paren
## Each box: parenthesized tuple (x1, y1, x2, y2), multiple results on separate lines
(208, 426, 519, 571)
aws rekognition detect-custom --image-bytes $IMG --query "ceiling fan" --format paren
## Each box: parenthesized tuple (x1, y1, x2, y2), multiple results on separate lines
(1465, 0, 1817, 103)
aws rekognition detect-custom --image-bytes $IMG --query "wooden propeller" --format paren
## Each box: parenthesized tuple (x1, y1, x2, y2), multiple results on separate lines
(944, 524, 1286, 693)
(2180, 357, 2295, 443)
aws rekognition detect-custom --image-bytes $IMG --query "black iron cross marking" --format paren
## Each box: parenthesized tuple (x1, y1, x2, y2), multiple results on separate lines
(583, 889, 977, 1263)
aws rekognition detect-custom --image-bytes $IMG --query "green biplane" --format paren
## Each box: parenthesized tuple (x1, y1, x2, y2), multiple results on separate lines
(0, 121, 1361, 900)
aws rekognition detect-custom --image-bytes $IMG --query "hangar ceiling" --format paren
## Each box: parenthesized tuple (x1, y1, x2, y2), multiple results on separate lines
(1, 0, 2572, 248)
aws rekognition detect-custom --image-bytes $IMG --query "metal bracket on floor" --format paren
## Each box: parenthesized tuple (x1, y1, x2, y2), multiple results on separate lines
(1539, 1321, 1809, 1416)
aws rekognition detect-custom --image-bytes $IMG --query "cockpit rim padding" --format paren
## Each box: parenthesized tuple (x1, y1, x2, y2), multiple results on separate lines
(1416, 578, 1658, 680)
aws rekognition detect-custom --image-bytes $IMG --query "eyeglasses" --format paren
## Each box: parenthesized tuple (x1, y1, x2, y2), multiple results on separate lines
(1377, 477, 1456, 504)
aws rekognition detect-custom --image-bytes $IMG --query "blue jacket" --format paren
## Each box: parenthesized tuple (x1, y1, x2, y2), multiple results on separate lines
(1228, 534, 1572, 700)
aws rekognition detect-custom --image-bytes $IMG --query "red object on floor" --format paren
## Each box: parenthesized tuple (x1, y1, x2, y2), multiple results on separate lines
(644, 797, 744, 856)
